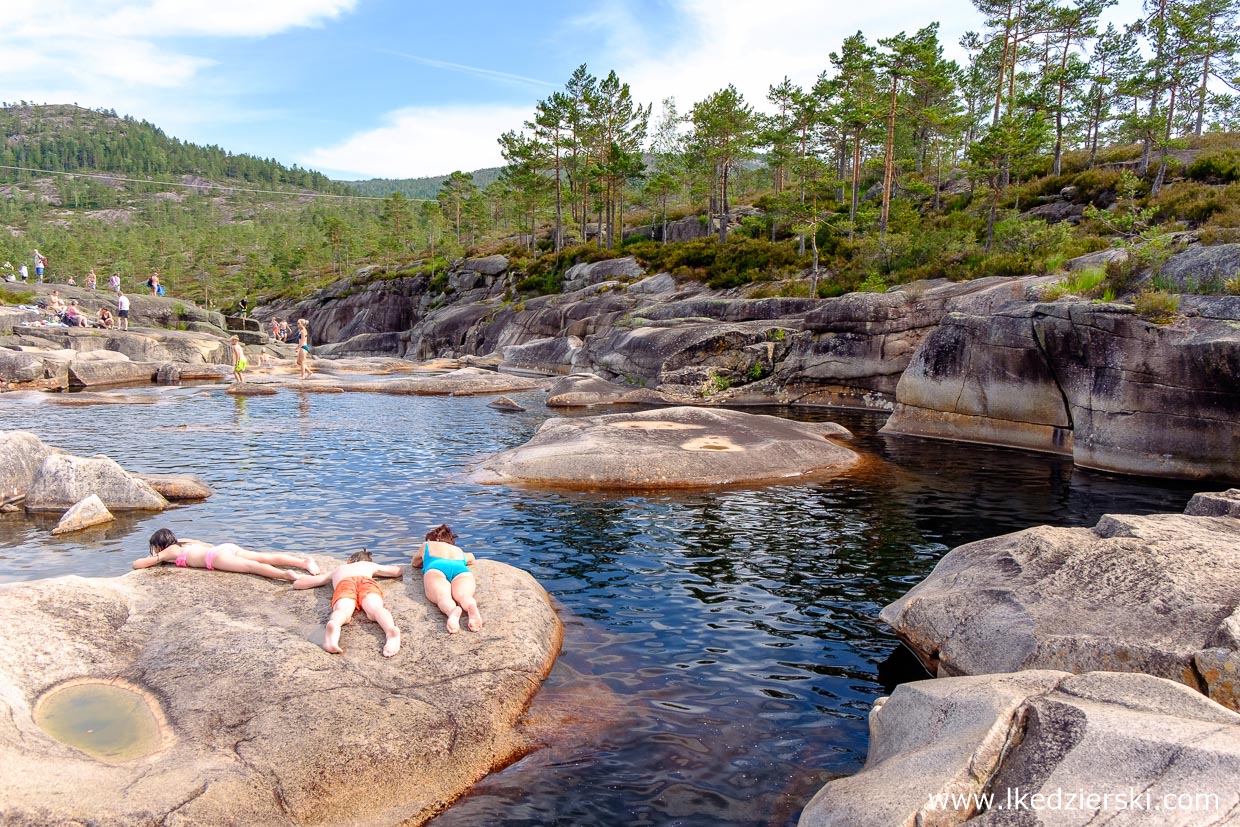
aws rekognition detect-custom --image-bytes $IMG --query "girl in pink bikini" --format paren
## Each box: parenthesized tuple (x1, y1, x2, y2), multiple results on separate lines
(133, 528, 320, 581)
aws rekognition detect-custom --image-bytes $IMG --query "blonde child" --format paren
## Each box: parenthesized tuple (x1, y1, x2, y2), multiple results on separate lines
(230, 336, 248, 383)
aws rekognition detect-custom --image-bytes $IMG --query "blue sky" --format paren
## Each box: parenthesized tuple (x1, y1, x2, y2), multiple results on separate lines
(3, 0, 1146, 181)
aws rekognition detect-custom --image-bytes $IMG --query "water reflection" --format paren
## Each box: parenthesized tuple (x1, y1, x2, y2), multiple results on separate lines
(0, 390, 1197, 826)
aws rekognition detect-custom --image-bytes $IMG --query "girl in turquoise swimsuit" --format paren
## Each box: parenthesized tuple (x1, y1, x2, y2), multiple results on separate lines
(411, 524, 482, 633)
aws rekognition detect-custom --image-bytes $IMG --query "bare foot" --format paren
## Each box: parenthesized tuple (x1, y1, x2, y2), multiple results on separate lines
(383, 628, 401, 658)
(466, 605, 483, 633)
(283, 570, 298, 582)
(303, 557, 320, 576)
(446, 605, 462, 634)
(323, 621, 344, 654)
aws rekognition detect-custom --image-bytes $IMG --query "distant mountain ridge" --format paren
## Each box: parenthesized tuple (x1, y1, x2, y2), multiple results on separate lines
(0, 103, 345, 193)
(343, 167, 503, 200)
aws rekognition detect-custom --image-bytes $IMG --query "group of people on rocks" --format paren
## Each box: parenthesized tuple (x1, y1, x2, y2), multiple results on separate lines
(133, 524, 481, 657)
(1, 250, 149, 298)
(33, 288, 131, 330)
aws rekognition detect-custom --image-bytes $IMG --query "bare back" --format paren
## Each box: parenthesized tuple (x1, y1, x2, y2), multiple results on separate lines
(330, 560, 398, 585)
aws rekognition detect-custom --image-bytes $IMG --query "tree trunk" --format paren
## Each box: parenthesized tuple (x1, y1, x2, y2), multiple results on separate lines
(880, 74, 898, 234)
(850, 131, 862, 241)
(718, 163, 729, 243)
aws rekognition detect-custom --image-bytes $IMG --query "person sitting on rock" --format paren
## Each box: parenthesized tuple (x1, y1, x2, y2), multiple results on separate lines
(134, 527, 320, 581)
(46, 290, 65, 315)
(412, 523, 482, 634)
(97, 307, 114, 329)
(63, 300, 87, 327)
(293, 549, 403, 657)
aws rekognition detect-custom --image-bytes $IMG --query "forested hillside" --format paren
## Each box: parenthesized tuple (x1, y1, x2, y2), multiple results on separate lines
(2, 0, 1239, 314)
(345, 168, 502, 200)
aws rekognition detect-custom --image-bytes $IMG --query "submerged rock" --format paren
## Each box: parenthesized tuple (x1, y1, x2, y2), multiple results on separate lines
(135, 473, 213, 501)
(473, 406, 857, 489)
(880, 500, 1240, 711)
(0, 559, 561, 825)
(799, 670, 1240, 827)
(488, 395, 526, 412)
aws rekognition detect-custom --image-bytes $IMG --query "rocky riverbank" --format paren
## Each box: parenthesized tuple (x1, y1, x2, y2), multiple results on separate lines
(798, 491, 1240, 826)
(6, 244, 1239, 481)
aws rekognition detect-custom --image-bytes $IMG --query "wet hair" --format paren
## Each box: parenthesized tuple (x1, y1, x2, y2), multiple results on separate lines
(230, 335, 239, 344)
(348, 548, 372, 563)
(425, 524, 456, 544)
(149, 528, 178, 554)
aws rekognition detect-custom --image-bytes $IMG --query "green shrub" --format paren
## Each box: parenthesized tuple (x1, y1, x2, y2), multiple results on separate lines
(1186, 149, 1240, 184)
(1133, 289, 1179, 323)
(1224, 276, 1240, 296)
(1041, 266, 1107, 300)
(0, 286, 36, 305)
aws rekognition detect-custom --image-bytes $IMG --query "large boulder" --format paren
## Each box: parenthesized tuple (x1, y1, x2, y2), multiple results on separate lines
(67, 354, 160, 387)
(0, 430, 63, 505)
(880, 503, 1240, 711)
(562, 256, 643, 292)
(799, 671, 1240, 827)
(545, 372, 668, 407)
(0, 558, 562, 825)
(473, 406, 857, 489)
(0, 349, 44, 385)
(777, 278, 1044, 407)
(24, 454, 169, 513)
(883, 299, 1240, 479)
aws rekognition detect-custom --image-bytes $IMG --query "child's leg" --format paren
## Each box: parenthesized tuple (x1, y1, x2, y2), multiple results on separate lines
(451, 573, 482, 632)
(324, 600, 355, 654)
(360, 594, 401, 657)
(213, 552, 297, 581)
(423, 570, 462, 633)
(238, 548, 320, 575)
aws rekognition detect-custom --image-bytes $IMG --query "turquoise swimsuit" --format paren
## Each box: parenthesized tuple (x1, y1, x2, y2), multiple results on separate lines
(422, 542, 470, 581)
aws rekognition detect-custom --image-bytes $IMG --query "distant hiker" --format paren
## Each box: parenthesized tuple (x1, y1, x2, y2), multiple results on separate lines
(296, 318, 313, 379)
(230, 336, 248, 383)
(66, 274, 76, 286)
(147, 272, 160, 296)
(108, 273, 121, 293)
(18, 264, 28, 282)
(238, 294, 248, 317)
(116, 291, 130, 330)
(293, 549, 403, 657)
(33, 250, 45, 281)
(86, 270, 97, 291)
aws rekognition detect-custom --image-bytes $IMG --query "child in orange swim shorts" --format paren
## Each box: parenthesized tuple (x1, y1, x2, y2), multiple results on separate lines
(293, 549, 403, 657)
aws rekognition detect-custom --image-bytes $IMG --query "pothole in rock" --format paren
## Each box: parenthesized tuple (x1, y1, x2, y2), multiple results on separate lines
(34, 679, 168, 763)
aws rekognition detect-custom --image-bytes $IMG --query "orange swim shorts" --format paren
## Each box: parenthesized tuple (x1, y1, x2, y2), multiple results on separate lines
(331, 576, 383, 612)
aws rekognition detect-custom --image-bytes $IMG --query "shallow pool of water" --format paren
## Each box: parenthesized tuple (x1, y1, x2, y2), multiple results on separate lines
(34, 680, 164, 763)
(0, 386, 1198, 825)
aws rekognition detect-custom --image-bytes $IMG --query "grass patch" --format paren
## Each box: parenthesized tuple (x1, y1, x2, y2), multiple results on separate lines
(1040, 266, 1107, 300)
(0, 286, 37, 305)
(1133, 289, 1179, 324)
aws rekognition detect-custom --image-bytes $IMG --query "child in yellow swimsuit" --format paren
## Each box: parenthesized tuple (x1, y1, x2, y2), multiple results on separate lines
(230, 336, 248, 383)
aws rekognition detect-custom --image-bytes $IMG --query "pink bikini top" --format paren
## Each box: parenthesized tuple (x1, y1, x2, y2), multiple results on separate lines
(174, 546, 189, 567)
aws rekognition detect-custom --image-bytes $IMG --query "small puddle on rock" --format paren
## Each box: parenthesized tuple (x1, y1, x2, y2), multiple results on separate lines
(34, 680, 166, 763)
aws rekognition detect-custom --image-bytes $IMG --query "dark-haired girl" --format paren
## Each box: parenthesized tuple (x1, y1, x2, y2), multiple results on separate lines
(411, 524, 481, 633)
(133, 528, 320, 581)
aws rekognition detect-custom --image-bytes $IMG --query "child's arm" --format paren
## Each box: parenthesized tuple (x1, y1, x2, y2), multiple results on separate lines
(293, 573, 332, 590)
(465, 552, 476, 565)
(132, 555, 162, 570)
(410, 547, 423, 566)
(376, 564, 403, 579)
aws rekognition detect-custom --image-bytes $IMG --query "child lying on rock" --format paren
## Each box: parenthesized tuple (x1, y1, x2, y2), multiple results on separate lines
(412, 524, 482, 634)
(134, 528, 320, 581)
(293, 549, 403, 657)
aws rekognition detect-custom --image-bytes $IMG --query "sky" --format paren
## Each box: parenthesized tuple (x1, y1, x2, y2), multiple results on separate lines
(1, 0, 1148, 181)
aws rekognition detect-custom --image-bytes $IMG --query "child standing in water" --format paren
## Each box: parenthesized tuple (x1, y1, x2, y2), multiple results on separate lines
(412, 524, 482, 634)
(230, 335, 248, 383)
(294, 550, 403, 657)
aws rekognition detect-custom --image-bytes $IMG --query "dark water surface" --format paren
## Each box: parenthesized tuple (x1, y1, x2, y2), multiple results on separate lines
(0, 387, 1199, 826)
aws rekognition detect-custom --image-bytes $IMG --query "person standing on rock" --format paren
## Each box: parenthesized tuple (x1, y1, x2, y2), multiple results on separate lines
(33, 250, 45, 282)
(109, 273, 121, 293)
(86, 269, 97, 291)
(116, 291, 130, 330)
(134, 528, 321, 581)
(296, 318, 313, 379)
(293, 549, 403, 657)
(412, 524, 482, 634)
(230, 336, 248, 383)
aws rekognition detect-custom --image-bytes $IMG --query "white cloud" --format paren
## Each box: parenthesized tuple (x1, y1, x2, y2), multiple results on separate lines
(90, 0, 355, 37)
(300, 104, 532, 180)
